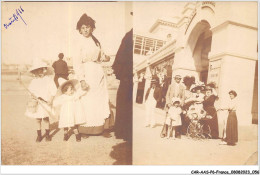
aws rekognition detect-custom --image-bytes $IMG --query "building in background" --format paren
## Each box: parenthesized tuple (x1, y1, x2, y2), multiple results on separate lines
(133, 2, 258, 129)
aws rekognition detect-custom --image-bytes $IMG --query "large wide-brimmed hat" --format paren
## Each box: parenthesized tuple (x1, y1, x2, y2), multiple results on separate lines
(190, 81, 205, 92)
(190, 85, 205, 92)
(172, 97, 181, 104)
(56, 78, 79, 96)
(29, 61, 48, 73)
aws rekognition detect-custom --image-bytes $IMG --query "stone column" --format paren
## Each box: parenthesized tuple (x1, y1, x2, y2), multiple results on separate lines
(172, 47, 200, 82)
(209, 21, 257, 126)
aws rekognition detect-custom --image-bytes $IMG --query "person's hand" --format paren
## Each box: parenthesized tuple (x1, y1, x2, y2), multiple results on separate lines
(167, 103, 171, 108)
(101, 55, 110, 62)
(80, 80, 89, 91)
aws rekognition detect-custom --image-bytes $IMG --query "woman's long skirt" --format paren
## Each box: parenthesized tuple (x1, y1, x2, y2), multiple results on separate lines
(78, 62, 113, 135)
(225, 111, 238, 145)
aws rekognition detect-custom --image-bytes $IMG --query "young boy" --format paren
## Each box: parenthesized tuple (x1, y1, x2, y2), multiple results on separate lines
(165, 97, 182, 139)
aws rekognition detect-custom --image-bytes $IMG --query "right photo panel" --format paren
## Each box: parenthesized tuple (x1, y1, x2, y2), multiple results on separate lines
(133, 1, 258, 165)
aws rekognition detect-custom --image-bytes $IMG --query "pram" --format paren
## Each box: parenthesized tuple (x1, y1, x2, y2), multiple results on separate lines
(184, 101, 212, 140)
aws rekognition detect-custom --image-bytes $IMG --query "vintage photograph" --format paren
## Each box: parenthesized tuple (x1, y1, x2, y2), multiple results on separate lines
(1, 0, 259, 170)
(133, 1, 258, 165)
(2, 1, 132, 165)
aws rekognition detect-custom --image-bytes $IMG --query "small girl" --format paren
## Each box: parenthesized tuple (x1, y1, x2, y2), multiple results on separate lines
(25, 61, 57, 142)
(53, 78, 87, 142)
(165, 97, 182, 139)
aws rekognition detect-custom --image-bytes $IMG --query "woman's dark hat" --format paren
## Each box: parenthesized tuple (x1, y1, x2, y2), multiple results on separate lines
(206, 82, 216, 89)
(190, 85, 205, 92)
(76, 13, 96, 30)
(190, 81, 205, 92)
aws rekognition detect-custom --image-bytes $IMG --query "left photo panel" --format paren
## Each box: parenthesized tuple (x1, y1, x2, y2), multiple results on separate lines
(1, 1, 133, 165)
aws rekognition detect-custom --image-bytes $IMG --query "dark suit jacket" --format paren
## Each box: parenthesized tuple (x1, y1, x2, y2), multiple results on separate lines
(52, 59, 68, 76)
(145, 87, 161, 102)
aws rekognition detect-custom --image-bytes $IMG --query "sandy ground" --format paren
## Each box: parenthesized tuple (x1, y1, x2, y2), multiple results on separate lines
(133, 104, 258, 165)
(1, 74, 131, 165)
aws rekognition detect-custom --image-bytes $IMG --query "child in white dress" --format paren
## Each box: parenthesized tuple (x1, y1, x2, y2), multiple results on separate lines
(53, 78, 87, 142)
(165, 97, 182, 139)
(25, 61, 57, 142)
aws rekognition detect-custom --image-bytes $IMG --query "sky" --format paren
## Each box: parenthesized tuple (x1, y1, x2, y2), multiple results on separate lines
(133, 1, 186, 34)
(2, 2, 131, 65)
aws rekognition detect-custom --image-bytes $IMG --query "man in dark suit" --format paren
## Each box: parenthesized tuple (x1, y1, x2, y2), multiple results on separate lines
(52, 53, 69, 88)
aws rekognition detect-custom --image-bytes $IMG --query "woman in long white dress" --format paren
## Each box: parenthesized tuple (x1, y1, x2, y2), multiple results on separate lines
(73, 13, 113, 135)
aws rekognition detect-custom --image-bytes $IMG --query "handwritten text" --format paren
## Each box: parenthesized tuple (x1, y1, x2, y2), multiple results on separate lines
(4, 6, 27, 29)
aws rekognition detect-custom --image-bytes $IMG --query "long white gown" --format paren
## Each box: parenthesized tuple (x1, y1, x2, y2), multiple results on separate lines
(73, 35, 110, 129)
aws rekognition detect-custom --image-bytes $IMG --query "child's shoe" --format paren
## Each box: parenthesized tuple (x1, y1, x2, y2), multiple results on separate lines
(64, 133, 69, 141)
(36, 130, 42, 142)
(76, 134, 81, 142)
(45, 129, 51, 141)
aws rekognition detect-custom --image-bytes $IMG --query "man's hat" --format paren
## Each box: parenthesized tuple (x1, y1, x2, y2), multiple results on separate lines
(174, 75, 182, 79)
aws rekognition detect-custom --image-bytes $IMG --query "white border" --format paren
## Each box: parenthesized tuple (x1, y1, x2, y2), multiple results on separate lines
(1, 0, 259, 174)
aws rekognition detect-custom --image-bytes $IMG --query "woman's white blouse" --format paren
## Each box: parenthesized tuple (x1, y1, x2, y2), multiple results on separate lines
(228, 98, 238, 111)
(73, 36, 105, 81)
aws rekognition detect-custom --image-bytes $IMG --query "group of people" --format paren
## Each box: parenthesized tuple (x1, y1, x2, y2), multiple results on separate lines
(144, 74, 238, 146)
(25, 13, 132, 143)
